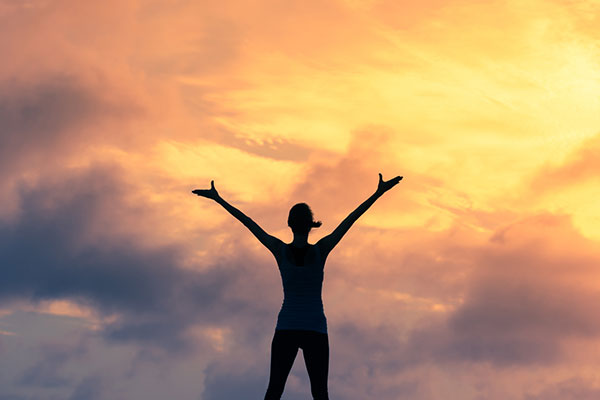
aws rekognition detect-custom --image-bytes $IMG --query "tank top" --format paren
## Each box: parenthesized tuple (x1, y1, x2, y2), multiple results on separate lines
(275, 243, 327, 334)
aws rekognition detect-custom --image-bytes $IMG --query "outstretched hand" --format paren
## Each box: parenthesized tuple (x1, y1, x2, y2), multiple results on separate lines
(192, 180, 220, 201)
(376, 173, 403, 195)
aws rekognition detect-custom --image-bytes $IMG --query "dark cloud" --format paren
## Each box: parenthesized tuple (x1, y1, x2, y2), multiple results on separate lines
(208, 129, 313, 162)
(406, 319, 561, 366)
(67, 376, 104, 400)
(17, 341, 87, 388)
(0, 76, 140, 175)
(201, 369, 270, 400)
(0, 164, 272, 353)
(331, 322, 408, 372)
(0, 395, 27, 400)
(0, 76, 118, 138)
(397, 215, 600, 367)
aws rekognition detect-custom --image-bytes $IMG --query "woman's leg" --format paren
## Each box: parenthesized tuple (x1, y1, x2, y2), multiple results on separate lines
(302, 331, 329, 400)
(264, 330, 299, 400)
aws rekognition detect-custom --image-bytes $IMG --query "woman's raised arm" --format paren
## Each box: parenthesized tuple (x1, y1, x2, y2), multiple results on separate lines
(192, 181, 282, 254)
(317, 173, 402, 260)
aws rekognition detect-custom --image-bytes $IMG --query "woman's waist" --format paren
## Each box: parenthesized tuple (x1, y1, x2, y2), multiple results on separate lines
(280, 296, 324, 310)
(277, 305, 326, 319)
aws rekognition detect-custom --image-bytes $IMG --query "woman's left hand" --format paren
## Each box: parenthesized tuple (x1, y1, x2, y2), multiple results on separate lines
(376, 173, 403, 195)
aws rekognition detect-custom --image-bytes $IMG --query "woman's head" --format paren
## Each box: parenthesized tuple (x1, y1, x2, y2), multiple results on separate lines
(288, 203, 322, 235)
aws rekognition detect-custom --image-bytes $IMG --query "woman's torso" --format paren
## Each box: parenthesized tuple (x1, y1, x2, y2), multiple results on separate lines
(275, 243, 327, 334)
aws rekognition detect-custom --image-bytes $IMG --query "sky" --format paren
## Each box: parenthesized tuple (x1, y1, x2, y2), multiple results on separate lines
(1, 0, 600, 399)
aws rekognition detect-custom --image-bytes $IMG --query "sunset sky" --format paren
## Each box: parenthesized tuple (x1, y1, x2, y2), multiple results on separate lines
(1, 0, 600, 399)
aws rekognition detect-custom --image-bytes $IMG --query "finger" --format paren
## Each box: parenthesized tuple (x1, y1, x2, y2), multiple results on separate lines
(211, 180, 215, 190)
(379, 173, 383, 182)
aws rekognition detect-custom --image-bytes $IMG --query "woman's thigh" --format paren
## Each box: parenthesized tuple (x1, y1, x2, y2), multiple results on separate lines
(265, 330, 300, 398)
(301, 332, 329, 399)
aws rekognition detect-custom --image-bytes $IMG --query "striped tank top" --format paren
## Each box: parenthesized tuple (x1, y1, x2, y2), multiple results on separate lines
(275, 243, 327, 334)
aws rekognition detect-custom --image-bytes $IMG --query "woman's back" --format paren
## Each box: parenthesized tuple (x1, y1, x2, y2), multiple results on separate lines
(275, 243, 327, 334)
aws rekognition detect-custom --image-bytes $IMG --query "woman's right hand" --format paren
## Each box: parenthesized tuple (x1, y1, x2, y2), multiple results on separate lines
(192, 180, 220, 200)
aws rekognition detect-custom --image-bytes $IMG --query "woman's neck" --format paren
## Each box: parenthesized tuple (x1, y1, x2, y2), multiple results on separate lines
(291, 233, 309, 247)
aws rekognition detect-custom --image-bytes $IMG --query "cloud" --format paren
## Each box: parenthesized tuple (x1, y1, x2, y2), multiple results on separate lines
(399, 214, 600, 367)
(0, 73, 144, 212)
(0, 395, 27, 400)
(67, 376, 104, 400)
(201, 369, 270, 400)
(1, 0, 599, 398)
(525, 378, 600, 400)
(530, 132, 600, 192)
(0, 164, 273, 353)
(17, 340, 87, 388)
(289, 128, 427, 227)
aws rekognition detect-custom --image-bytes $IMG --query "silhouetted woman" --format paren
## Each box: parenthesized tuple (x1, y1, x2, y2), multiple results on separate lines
(192, 173, 402, 400)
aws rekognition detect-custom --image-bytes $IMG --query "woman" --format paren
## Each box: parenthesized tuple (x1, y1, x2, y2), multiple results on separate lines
(192, 173, 402, 400)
